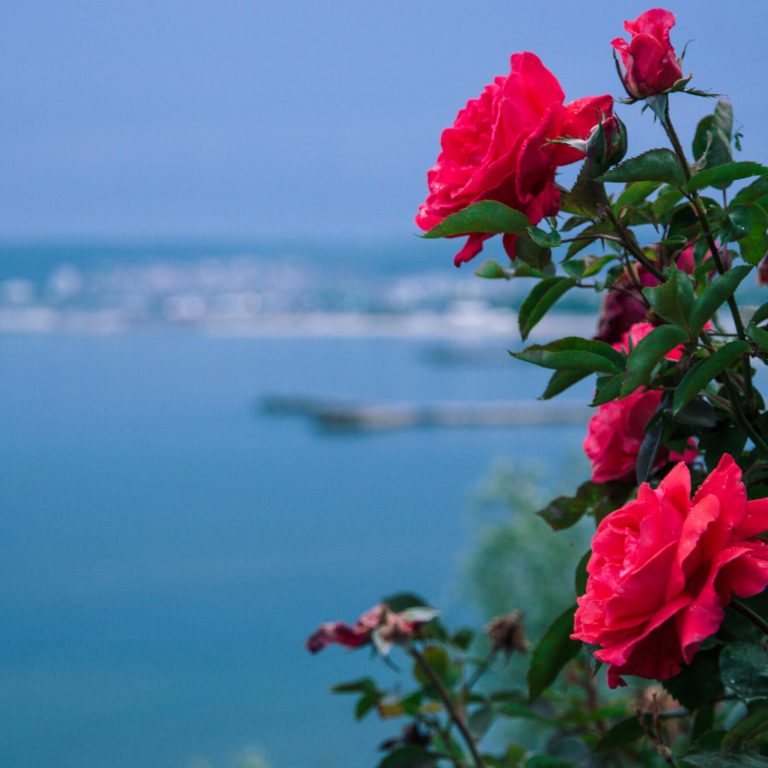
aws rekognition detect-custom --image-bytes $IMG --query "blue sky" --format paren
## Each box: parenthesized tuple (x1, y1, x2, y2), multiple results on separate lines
(2, 0, 767, 240)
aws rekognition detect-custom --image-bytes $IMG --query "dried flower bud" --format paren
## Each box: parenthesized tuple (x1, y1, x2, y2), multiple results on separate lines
(485, 610, 529, 658)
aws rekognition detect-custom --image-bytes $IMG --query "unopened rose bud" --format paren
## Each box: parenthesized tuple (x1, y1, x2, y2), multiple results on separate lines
(586, 113, 627, 172)
(485, 610, 529, 658)
(611, 9, 685, 100)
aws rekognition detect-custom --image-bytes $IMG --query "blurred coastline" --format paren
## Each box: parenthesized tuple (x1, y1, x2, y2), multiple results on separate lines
(0, 241, 599, 338)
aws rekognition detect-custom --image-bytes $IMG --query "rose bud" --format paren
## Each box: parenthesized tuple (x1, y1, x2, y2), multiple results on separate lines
(611, 8, 684, 100)
(585, 113, 628, 172)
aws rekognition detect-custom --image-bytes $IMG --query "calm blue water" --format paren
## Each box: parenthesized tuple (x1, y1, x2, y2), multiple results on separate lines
(0, 332, 590, 767)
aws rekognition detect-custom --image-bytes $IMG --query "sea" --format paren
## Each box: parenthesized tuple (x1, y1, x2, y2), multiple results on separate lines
(0, 238, 655, 767)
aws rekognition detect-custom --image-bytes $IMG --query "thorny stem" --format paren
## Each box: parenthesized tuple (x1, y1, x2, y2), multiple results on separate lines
(721, 375, 768, 458)
(559, 233, 624, 245)
(604, 203, 665, 281)
(464, 648, 498, 692)
(409, 645, 485, 768)
(662, 103, 753, 398)
(732, 598, 768, 637)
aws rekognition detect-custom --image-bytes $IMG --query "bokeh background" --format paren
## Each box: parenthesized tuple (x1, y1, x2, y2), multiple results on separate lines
(1, 2, 767, 767)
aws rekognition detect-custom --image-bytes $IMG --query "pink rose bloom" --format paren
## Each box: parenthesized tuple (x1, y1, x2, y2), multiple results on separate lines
(416, 53, 613, 266)
(611, 9, 684, 99)
(573, 455, 768, 687)
(585, 322, 695, 483)
(306, 603, 438, 655)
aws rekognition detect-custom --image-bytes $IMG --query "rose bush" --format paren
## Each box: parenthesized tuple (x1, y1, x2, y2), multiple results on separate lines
(317, 9, 768, 766)
(611, 8, 683, 99)
(573, 455, 768, 687)
(415, 53, 612, 266)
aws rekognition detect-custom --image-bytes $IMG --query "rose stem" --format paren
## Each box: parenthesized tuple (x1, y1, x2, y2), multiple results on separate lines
(408, 645, 486, 768)
(731, 598, 768, 637)
(661, 103, 753, 400)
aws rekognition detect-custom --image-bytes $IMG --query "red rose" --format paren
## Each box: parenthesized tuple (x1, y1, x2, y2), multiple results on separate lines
(573, 455, 768, 687)
(416, 53, 613, 266)
(306, 603, 438, 655)
(611, 8, 684, 99)
(585, 322, 696, 483)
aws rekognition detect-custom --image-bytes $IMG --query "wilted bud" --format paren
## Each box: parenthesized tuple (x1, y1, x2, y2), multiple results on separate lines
(485, 610, 529, 658)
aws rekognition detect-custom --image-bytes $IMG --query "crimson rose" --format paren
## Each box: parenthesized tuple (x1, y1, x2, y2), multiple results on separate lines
(611, 8, 683, 99)
(415, 53, 612, 266)
(573, 455, 768, 687)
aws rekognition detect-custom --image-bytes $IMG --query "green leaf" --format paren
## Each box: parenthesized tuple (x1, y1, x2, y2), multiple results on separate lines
(527, 605, 581, 702)
(540, 369, 591, 400)
(673, 341, 750, 413)
(527, 226, 562, 249)
(519, 277, 577, 340)
(701, 422, 747, 471)
(524, 756, 574, 767)
(382, 592, 430, 612)
(739, 204, 768, 265)
(513, 338, 624, 375)
(663, 647, 724, 710)
(687, 162, 768, 192)
(669, 397, 719, 428)
(536, 494, 587, 532)
(689, 265, 753, 336)
(378, 747, 440, 768)
(332, 677, 378, 695)
(591, 374, 623, 406)
(564, 220, 614, 260)
(516, 236, 553, 272)
(621, 324, 688, 397)
(721, 707, 768, 753)
(468, 703, 496, 740)
(643, 266, 695, 326)
(653, 186, 685, 222)
(693, 101, 734, 186)
(450, 627, 474, 651)
(733, 176, 768, 209)
(423, 200, 531, 238)
(562, 160, 600, 217)
(714, 99, 735, 140)
(598, 148, 685, 185)
(582, 254, 618, 277)
(413, 645, 461, 689)
(615, 181, 660, 211)
(748, 323, 768, 354)
(636, 407, 665, 484)
(537, 480, 628, 531)
(475, 259, 512, 279)
(575, 550, 590, 597)
(720, 641, 768, 703)
(683, 752, 768, 768)
(355, 691, 379, 720)
(751, 302, 768, 327)
(721, 205, 752, 243)
(595, 715, 648, 752)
